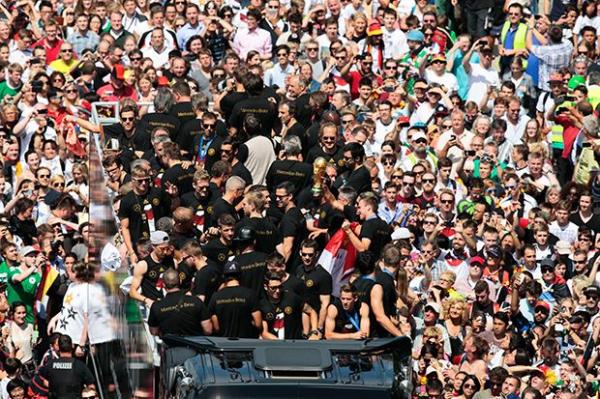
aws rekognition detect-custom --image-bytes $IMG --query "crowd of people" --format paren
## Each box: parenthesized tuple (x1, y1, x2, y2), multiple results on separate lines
(0, 0, 600, 396)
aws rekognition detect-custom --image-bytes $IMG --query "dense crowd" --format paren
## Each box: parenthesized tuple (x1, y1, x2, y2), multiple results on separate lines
(0, 0, 599, 397)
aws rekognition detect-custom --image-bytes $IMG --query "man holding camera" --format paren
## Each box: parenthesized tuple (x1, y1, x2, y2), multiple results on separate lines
(7, 246, 43, 325)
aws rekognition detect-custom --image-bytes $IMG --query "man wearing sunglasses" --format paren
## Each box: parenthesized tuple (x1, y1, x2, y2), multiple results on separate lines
(118, 164, 171, 264)
(402, 129, 436, 172)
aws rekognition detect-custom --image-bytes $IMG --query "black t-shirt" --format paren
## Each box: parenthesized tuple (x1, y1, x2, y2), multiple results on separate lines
(232, 161, 253, 186)
(335, 165, 372, 194)
(141, 148, 163, 171)
(161, 163, 195, 196)
(259, 291, 305, 339)
(39, 357, 94, 399)
(282, 273, 305, 297)
(236, 217, 281, 254)
(305, 144, 344, 166)
(135, 112, 181, 142)
(192, 260, 223, 303)
(375, 269, 397, 318)
(294, 92, 312, 128)
(141, 254, 174, 300)
(170, 229, 199, 250)
(169, 101, 195, 125)
(189, 129, 226, 171)
(279, 206, 308, 268)
(148, 290, 210, 335)
(117, 187, 171, 244)
(235, 251, 267, 297)
(9, 215, 37, 245)
(266, 160, 313, 196)
(209, 285, 259, 338)
(220, 91, 249, 120)
(202, 238, 232, 266)
(360, 216, 392, 257)
(104, 122, 150, 152)
(206, 197, 238, 228)
(228, 96, 277, 133)
(570, 212, 600, 235)
(296, 265, 332, 312)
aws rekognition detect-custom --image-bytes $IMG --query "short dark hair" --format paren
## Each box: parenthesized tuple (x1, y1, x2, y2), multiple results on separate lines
(58, 334, 73, 353)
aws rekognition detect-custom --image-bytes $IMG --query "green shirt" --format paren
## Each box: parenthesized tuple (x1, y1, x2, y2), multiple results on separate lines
(7, 266, 41, 324)
(0, 80, 21, 101)
(0, 261, 9, 285)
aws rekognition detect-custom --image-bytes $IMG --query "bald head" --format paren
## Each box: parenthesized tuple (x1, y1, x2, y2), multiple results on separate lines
(163, 268, 180, 289)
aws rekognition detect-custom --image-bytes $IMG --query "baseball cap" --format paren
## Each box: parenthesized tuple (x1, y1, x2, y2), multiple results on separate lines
(157, 76, 170, 87)
(540, 258, 555, 270)
(583, 285, 600, 297)
(223, 261, 241, 276)
(554, 240, 571, 255)
(470, 256, 485, 267)
(487, 244, 502, 259)
(233, 226, 256, 244)
(407, 30, 424, 42)
(19, 246, 39, 257)
(111, 64, 126, 80)
(367, 21, 383, 36)
(391, 227, 411, 240)
(424, 302, 440, 314)
(534, 301, 550, 313)
(412, 131, 427, 142)
(431, 53, 447, 63)
(150, 230, 170, 245)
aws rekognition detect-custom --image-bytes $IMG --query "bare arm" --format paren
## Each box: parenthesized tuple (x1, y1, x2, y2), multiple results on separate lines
(261, 321, 279, 339)
(128, 261, 149, 304)
(318, 294, 330, 329)
(303, 303, 319, 332)
(201, 319, 213, 335)
(252, 310, 263, 335)
(325, 304, 357, 339)
(120, 218, 137, 264)
(371, 284, 403, 336)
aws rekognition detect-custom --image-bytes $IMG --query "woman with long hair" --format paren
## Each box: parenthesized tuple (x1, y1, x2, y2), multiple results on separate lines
(7, 302, 34, 373)
(456, 374, 481, 399)
(345, 12, 368, 43)
(441, 297, 469, 359)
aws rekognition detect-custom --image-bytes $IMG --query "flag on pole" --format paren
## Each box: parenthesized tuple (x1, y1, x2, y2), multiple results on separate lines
(317, 223, 359, 297)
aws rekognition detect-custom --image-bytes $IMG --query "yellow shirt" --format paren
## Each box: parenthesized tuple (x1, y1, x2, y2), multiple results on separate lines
(49, 59, 79, 74)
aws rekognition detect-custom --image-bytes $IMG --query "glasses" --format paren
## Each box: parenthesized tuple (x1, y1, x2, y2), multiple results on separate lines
(300, 252, 315, 258)
(341, 119, 354, 124)
(423, 220, 436, 225)
(307, 47, 318, 51)
(53, 78, 65, 82)
(121, 116, 135, 121)
(573, 260, 587, 264)
(414, 138, 427, 144)
(362, 61, 373, 66)
(203, 123, 215, 128)
(53, 182, 65, 187)
(385, 65, 396, 69)
(38, 174, 50, 178)
(335, 56, 346, 60)
(402, 182, 413, 187)
(383, 160, 395, 165)
(66, 89, 77, 93)
(422, 178, 435, 183)
(440, 199, 453, 204)
(322, 136, 336, 142)
(61, 48, 73, 53)
(275, 194, 290, 199)
(133, 177, 150, 183)
(277, 52, 288, 57)
(463, 384, 476, 389)
(392, 175, 402, 179)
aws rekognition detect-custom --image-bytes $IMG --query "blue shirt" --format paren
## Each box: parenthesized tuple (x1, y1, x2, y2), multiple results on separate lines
(176, 22, 205, 50)
(504, 25, 518, 50)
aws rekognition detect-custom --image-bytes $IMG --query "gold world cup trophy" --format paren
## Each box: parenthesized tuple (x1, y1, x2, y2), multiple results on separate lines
(312, 157, 328, 196)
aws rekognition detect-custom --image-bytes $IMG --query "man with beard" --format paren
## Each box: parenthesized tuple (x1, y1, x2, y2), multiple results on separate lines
(181, 170, 211, 235)
(260, 272, 320, 340)
(402, 130, 438, 172)
(188, 111, 224, 172)
(296, 239, 332, 331)
(118, 164, 171, 264)
(237, 191, 280, 254)
(129, 231, 175, 308)
(325, 284, 370, 339)
(275, 181, 307, 264)
(305, 122, 343, 165)
(220, 137, 252, 185)
(334, 142, 371, 195)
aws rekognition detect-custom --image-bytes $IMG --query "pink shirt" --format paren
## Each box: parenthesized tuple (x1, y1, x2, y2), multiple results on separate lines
(233, 27, 272, 60)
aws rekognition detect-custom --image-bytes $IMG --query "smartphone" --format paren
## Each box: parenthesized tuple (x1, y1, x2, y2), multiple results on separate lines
(465, 150, 475, 157)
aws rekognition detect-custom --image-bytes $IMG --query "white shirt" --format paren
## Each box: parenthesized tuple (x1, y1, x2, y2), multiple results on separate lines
(383, 27, 409, 60)
(55, 282, 116, 345)
(503, 114, 530, 145)
(424, 69, 459, 93)
(142, 45, 170, 69)
(466, 63, 500, 104)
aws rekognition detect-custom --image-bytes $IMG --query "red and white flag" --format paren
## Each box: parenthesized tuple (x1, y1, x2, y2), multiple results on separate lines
(317, 223, 359, 297)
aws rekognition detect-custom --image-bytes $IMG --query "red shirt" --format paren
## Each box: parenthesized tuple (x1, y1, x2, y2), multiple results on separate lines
(555, 114, 580, 159)
(33, 38, 63, 64)
(97, 83, 139, 102)
(346, 70, 382, 99)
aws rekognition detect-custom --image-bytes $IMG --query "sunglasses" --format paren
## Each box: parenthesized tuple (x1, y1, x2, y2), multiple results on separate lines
(440, 199, 453, 204)
(422, 178, 435, 183)
(61, 49, 73, 53)
(300, 252, 315, 257)
(307, 47, 318, 51)
(322, 136, 336, 142)
(423, 220, 436, 225)
(121, 116, 135, 121)
(392, 175, 403, 179)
